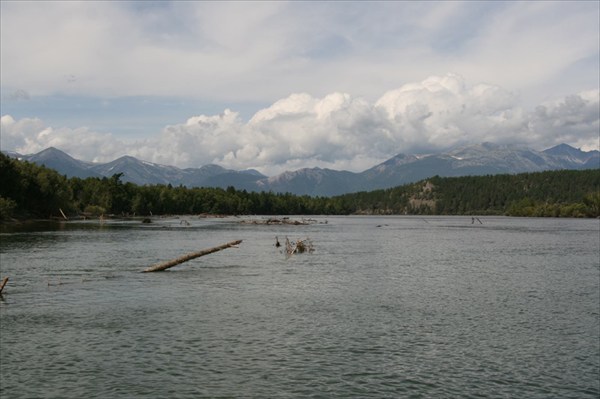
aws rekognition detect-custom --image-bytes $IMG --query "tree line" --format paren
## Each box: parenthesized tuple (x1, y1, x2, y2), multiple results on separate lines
(336, 171, 599, 218)
(0, 152, 598, 220)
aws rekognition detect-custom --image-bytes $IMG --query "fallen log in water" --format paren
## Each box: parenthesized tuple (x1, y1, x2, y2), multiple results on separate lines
(59, 208, 68, 220)
(143, 240, 243, 272)
(0, 277, 8, 294)
(239, 217, 319, 225)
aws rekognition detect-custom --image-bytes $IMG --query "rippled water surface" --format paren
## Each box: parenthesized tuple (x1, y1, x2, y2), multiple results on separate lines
(1, 216, 598, 398)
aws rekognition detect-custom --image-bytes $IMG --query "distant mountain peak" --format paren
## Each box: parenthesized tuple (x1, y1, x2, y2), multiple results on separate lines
(544, 143, 584, 155)
(10, 143, 600, 197)
(22, 147, 99, 178)
(198, 164, 227, 173)
(548, 143, 576, 150)
(111, 155, 143, 163)
(542, 143, 599, 168)
(35, 146, 75, 160)
(241, 169, 266, 177)
(376, 153, 418, 168)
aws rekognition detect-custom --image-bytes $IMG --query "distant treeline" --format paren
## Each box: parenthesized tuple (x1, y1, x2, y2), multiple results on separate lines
(337, 171, 600, 218)
(1, 152, 598, 220)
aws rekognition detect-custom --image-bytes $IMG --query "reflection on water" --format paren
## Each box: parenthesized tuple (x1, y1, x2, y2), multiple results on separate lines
(1, 216, 599, 398)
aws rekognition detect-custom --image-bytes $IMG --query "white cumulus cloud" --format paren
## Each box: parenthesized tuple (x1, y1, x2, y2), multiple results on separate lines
(2, 75, 599, 175)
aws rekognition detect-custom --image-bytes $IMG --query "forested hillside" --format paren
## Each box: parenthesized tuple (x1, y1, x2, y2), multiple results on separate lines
(1, 152, 598, 220)
(336, 170, 600, 217)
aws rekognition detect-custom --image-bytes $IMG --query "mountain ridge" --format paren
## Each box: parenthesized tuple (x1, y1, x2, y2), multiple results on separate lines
(3, 143, 598, 196)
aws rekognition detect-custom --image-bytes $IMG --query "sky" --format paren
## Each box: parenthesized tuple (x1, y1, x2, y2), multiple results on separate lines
(1, 0, 599, 176)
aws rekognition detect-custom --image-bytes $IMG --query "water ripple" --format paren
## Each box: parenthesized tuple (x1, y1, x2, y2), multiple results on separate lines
(1, 216, 598, 398)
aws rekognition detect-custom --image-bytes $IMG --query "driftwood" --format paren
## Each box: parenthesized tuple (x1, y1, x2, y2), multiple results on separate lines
(143, 240, 242, 272)
(240, 217, 320, 226)
(285, 237, 314, 255)
(0, 277, 8, 294)
(59, 208, 68, 220)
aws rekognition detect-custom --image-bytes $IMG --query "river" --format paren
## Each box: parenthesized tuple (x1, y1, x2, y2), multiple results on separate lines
(1, 216, 598, 398)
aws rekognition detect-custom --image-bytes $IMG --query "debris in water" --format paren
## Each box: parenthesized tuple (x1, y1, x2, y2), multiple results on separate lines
(284, 237, 314, 256)
(143, 240, 243, 272)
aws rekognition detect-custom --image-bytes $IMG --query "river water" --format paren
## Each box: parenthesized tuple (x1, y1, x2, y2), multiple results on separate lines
(0, 216, 598, 398)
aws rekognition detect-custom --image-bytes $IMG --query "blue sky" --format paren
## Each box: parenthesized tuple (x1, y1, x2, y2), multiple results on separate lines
(1, 1, 598, 175)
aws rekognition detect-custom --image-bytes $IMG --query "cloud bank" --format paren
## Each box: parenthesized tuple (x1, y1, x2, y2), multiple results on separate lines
(2, 75, 598, 176)
(1, 1, 598, 104)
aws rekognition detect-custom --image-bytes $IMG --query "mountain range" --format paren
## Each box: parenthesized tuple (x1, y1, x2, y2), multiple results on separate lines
(4, 143, 598, 196)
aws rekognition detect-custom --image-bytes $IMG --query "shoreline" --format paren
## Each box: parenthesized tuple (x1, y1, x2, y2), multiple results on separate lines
(2, 212, 598, 227)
